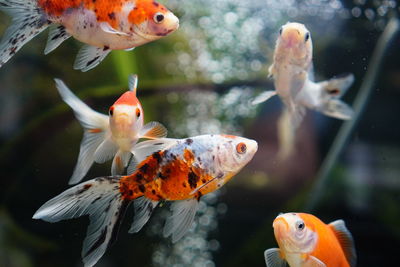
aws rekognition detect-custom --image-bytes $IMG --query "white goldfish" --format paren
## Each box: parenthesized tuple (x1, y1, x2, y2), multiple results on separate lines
(56, 74, 167, 184)
(253, 22, 354, 129)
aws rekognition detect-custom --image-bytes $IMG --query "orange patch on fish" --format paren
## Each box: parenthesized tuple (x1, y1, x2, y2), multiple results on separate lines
(88, 128, 102, 133)
(128, 0, 167, 25)
(221, 134, 236, 139)
(113, 91, 140, 106)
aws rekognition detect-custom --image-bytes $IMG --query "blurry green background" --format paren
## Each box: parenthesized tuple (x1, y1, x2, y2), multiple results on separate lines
(0, 0, 399, 266)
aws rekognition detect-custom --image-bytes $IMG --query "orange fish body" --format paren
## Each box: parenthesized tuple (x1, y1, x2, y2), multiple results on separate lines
(265, 212, 356, 267)
(0, 0, 179, 71)
(33, 135, 258, 267)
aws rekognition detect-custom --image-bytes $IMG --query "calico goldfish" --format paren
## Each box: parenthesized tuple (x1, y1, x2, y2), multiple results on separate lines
(0, 0, 179, 71)
(56, 74, 167, 184)
(33, 134, 258, 267)
(252, 22, 354, 129)
(265, 213, 356, 267)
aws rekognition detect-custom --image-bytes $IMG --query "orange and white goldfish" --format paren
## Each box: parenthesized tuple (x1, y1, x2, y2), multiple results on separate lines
(33, 134, 258, 267)
(0, 0, 179, 71)
(253, 22, 354, 128)
(265, 212, 356, 267)
(55, 74, 167, 184)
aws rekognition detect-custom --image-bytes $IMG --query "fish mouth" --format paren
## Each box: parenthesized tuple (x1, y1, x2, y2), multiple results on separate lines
(115, 113, 132, 125)
(273, 216, 289, 240)
(281, 29, 302, 48)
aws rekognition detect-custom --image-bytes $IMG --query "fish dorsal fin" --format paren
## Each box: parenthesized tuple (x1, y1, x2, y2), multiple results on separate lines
(163, 198, 199, 243)
(329, 220, 357, 267)
(128, 74, 138, 94)
(139, 121, 168, 139)
(264, 248, 287, 267)
(131, 138, 178, 163)
(128, 197, 158, 234)
(306, 255, 326, 267)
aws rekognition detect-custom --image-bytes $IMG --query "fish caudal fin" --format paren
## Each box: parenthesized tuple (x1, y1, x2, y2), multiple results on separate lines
(319, 73, 355, 99)
(163, 198, 199, 243)
(129, 197, 159, 234)
(111, 150, 132, 175)
(0, 0, 50, 68)
(74, 44, 111, 72)
(33, 177, 129, 267)
(251, 90, 277, 105)
(55, 79, 109, 184)
(319, 99, 354, 120)
(264, 248, 287, 267)
(44, 25, 71, 55)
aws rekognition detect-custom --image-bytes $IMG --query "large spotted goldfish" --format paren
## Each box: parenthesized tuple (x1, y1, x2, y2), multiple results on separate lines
(0, 0, 179, 71)
(33, 134, 258, 267)
(55, 74, 167, 184)
(253, 22, 354, 129)
(265, 213, 356, 267)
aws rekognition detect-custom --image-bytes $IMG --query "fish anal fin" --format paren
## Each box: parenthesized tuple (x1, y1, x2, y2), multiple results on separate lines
(264, 248, 287, 267)
(329, 220, 357, 267)
(74, 44, 111, 72)
(163, 198, 199, 243)
(128, 197, 158, 233)
(139, 122, 168, 139)
(111, 150, 132, 175)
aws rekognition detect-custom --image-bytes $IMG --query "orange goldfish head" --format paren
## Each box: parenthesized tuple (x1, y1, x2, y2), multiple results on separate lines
(214, 135, 258, 186)
(276, 22, 312, 63)
(272, 213, 318, 255)
(128, 0, 179, 41)
(109, 75, 144, 138)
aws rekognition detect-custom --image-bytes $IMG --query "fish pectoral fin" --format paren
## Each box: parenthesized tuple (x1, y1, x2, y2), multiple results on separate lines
(251, 90, 277, 105)
(139, 121, 168, 139)
(268, 64, 275, 79)
(189, 177, 217, 195)
(319, 99, 354, 120)
(100, 22, 130, 36)
(264, 248, 287, 267)
(329, 220, 357, 267)
(163, 198, 199, 243)
(74, 44, 111, 72)
(44, 25, 71, 55)
(94, 138, 118, 164)
(128, 197, 159, 234)
(125, 47, 136, 52)
(305, 255, 326, 267)
(111, 150, 132, 175)
(319, 73, 355, 99)
(54, 79, 109, 184)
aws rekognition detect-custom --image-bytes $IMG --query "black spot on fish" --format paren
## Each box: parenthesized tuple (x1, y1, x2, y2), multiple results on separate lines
(139, 164, 149, 173)
(108, 12, 116, 20)
(152, 152, 162, 164)
(188, 171, 199, 189)
(138, 185, 146, 193)
(158, 172, 167, 180)
(91, 196, 102, 204)
(87, 56, 100, 67)
(185, 138, 193, 145)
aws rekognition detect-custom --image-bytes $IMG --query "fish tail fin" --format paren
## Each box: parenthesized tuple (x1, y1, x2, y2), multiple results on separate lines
(33, 177, 130, 267)
(320, 99, 354, 120)
(317, 73, 355, 120)
(319, 73, 355, 99)
(54, 79, 109, 184)
(0, 0, 50, 67)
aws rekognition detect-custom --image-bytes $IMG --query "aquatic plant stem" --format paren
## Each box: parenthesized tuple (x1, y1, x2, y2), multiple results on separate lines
(304, 17, 400, 212)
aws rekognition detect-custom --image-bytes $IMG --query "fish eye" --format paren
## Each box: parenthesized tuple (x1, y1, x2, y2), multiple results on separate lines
(295, 220, 305, 231)
(154, 12, 165, 24)
(305, 32, 310, 42)
(135, 108, 141, 118)
(109, 107, 114, 116)
(279, 27, 283, 35)
(236, 142, 247, 154)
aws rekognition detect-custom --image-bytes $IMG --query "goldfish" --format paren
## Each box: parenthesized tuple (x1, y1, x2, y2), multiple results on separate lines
(33, 134, 258, 267)
(55, 74, 167, 184)
(252, 22, 354, 129)
(0, 0, 179, 71)
(265, 212, 356, 267)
